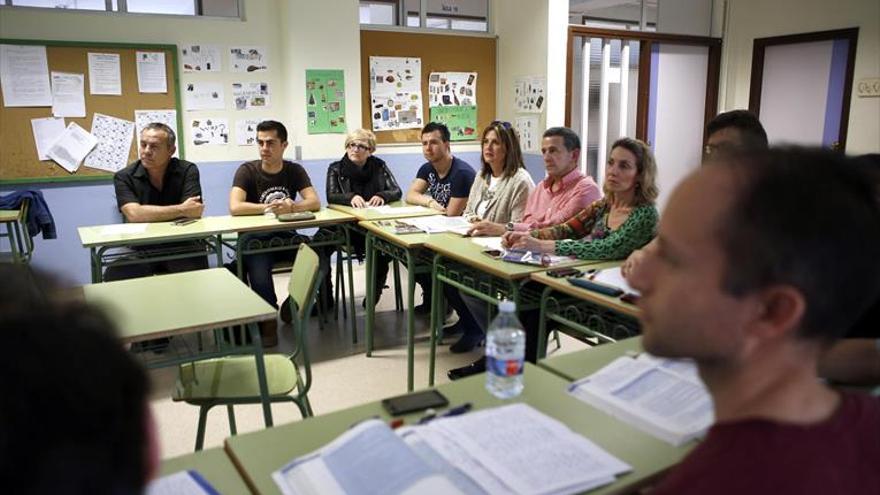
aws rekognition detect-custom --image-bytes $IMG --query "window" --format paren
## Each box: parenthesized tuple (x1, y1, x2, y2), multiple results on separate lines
(4, 0, 242, 18)
(360, 0, 489, 33)
(569, 0, 657, 32)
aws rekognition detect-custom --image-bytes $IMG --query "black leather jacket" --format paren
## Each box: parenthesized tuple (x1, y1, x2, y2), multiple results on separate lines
(326, 155, 402, 205)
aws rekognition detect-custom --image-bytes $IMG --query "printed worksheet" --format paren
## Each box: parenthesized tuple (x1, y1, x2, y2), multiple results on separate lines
(1, 44, 52, 107)
(46, 122, 98, 173)
(83, 113, 135, 173)
(229, 45, 268, 72)
(191, 118, 229, 146)
(50, 71, 85, 117)
(136, 51, 167, 93)
(184, 82, 225, 110)
(87, 52, 122, 95)
(232, 82, 269, 110)
(180, 44, 222, 72)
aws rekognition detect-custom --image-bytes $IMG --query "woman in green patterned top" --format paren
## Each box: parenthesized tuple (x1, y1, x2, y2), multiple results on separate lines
(503, 137, 658, 260)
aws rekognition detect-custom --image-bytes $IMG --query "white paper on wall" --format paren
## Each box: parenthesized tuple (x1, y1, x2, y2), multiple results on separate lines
(84, 113, 135, 173)
(134, 109, 179, 157)
(368, 56, 424, 131)
(190, 118, 229, 146)
(184, 82, 225, 111)
(46, 122, 98, 173)
(235, 119, 261, 146)
(87, 52, 122, 95)
(232, 82, 269, 110)
(514, 76, 546, 113)
(515, 115, 540, 152)
(136, 51, 167, 93)
(229, 46, 268, 72)
(0, 44, 52, 107)
(428, 71, 477, 107)
(180, 44, 222, 72)
(50, 71, 86, 117)
(31, 117, 66, 160)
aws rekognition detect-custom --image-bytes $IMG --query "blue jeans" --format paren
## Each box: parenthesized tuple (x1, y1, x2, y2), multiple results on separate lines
(239, 232, 300, 308)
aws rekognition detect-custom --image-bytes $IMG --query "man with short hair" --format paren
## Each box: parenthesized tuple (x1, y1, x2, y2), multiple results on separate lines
(622, 109, 768, 279)
(467, 126, 600, 236)
(406, 122, 476, 217)
(229, 120, 320, 346)
(106, 123, 208, 281)
(630, 148, 880, 494)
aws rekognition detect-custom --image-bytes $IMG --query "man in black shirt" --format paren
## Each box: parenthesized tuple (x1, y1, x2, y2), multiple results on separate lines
(230, 120, 320, 346)
(105, 123, 208, 281)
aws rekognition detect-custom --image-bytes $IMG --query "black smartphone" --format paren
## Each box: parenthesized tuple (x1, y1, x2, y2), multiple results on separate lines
(171, 217, 197, 226)
(382, 390, 449, 416)
(547, 267, 583, 278)
(482, 249, 503, 259)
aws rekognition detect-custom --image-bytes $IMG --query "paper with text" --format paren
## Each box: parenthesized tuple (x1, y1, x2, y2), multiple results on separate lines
(50, 71, 85, 117)
(145, 470, 220, 495)
(31, 117, 66, 161)
(87, 52, 122, 95)
(136, 51, 167, 93)
(46, 122, 98, 173)
(84, 113, 135, 172)
(399, 215, 471, 235)
(1, 44, 52, 107)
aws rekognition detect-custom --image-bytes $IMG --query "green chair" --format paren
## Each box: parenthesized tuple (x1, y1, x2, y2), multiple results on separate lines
(0, 198, 33, 264)
(173, 244, 322, 451)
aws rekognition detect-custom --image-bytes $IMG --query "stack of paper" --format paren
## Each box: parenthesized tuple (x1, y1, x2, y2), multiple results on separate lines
(592, 266, 639, 295)
(365, 205, 429, 215)
(568, 354, 713, 446)
(273, 404, 630, 495)
(399, 215, 472, 235)
(145, 470, 219, 495)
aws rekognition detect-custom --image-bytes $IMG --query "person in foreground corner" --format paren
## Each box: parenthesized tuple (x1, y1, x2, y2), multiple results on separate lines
(629, 147, 880, 494)
(321, 128, 402, 308)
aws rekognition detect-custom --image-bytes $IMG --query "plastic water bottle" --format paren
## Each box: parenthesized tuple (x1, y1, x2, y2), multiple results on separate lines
(485, 300, 525, 399)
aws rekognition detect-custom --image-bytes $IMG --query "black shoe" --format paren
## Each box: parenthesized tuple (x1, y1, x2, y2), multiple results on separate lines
(281, 298, 293, 323)
(447, 357, 487, 380)
(449, 333, 484, 354)
(414, 301, 431, 314)
(441, 321, 465, 340)
(362, 286, 385, 309)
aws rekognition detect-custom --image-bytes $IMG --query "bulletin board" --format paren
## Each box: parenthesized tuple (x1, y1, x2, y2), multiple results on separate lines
(0, 39, 182, 184)
(360, 30, 496, 145)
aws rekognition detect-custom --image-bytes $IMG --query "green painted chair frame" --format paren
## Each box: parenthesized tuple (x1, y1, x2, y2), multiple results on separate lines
(173, 244, 323, 451)
(1, 198, 34, 264)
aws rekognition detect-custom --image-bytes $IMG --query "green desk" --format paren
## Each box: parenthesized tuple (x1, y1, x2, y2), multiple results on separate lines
(424, 233, 605, 385)
(157, 447, 250, 493)
(531, 264, 641, 360)
(359, 220, 436, 392)
(540, 336, 644, 382)
(0, 207, 32, 264)
(328, 201, 440, 222)
(82, 268, 279, 427)
(224, 364, 692, 495)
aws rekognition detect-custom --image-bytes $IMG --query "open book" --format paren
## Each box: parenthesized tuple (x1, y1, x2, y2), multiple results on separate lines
(145, 470, 219, 495)
(567, 353, 714, 446)
(272, 403, 631, 495)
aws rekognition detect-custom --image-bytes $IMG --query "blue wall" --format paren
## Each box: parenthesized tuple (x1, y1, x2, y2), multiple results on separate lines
(1, 151, 545, 286)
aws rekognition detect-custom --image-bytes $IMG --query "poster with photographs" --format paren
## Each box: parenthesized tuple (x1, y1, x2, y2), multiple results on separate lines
(368, 57, 423, 131)
(180, 44, 222, 72)
(190, 118, 228, 146)
(184, 82, 225, 111)
(514, 76, 546, 113)
(429, 106, 477, 142)
(232, 82, 269, 110)
(229, 46, 268, 73)
(305, 69, 346, 134)
(428, 72, 477, 107)
(515, 115, 540, 152)
(235, 119, 261, 146)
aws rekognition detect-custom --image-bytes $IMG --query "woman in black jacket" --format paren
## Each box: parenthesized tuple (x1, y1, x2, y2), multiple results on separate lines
(323, 129, 401, 307)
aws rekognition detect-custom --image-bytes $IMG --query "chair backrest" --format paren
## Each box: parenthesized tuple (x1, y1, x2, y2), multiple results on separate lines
(287, 243, 321, 321)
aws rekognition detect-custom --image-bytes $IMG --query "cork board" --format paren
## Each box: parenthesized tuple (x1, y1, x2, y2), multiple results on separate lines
(0, 39, 181, 184)
(360, 30, 496, 144)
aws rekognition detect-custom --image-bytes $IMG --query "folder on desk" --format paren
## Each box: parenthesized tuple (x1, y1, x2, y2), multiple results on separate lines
(272, 403, 630, 495)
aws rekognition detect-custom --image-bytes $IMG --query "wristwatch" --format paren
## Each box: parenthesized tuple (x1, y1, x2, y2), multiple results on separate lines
(505, 222, 515, 232)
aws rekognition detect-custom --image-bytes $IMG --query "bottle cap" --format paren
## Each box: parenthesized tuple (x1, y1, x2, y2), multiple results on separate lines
(499, 300, 516, 313)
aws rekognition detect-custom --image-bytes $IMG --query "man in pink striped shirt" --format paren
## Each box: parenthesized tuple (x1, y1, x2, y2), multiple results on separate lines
(467, 126, 601, 236)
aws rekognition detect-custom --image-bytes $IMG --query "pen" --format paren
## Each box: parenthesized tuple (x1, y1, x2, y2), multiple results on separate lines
(418, 402, 473, 424)
(586, 269, 599, 280)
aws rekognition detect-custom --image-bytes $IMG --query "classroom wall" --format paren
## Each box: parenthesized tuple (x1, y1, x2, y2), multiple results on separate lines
(720, 0, 880, 154)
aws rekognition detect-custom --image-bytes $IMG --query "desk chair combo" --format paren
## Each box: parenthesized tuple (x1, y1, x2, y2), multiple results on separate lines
(0, 198, 34, 264)
(173, 244, 323, 451)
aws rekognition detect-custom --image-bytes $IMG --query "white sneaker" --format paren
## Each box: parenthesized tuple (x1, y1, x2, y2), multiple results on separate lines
(442, 309, 459, 328)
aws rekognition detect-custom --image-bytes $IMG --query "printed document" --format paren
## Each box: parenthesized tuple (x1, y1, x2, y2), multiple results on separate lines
(50, 71, 85, 117)
(31, 117, 66, 160)
(87, 52, 122, 95)
(399, 215, 472, 235)
(46, 122, 98, 173)
(365, 205, 429, 215)
(145, 470, 219, 495)
(136, 51, 167, 93)
(0, 44, 52, 107)
(568, 354, 714, 446)
(592, 266, 639, 295)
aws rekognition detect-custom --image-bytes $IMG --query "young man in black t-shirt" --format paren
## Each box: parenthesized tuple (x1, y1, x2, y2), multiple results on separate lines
(229, 120, 320, 345)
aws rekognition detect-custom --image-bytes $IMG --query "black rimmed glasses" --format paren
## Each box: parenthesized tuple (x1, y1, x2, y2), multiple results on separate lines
(347, 142, 370, 151)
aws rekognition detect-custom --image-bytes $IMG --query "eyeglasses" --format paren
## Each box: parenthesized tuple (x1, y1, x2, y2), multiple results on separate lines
(347, 142, 370, 151)
(491, 120, 512, 130)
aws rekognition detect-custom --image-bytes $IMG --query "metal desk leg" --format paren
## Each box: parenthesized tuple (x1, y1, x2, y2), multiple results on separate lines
(90, 247, 100, 283)
(428, 253, 443, 386)
(537, 285, 553, 361)
(344, 226, 357, 343)
(213, 234, 223, 267)
(365, 233, 376, 355)
(405, 250, 417, 392)
(248, 322, 274, 427)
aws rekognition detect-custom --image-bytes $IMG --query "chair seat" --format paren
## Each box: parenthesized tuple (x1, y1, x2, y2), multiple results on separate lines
(173, 355, 298, 402)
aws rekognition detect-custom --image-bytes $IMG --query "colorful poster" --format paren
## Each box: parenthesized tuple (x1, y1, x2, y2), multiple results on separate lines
(190, 118, 228, 146)
(429, 106, 477, 142)
(369, 56, 423, 131)
(229, 46, 268, 73)
(180, 44, 222, 72)
(305, 69, 346, 134)
(514, 76, 546, 113)
(428, 71, 477, 107)
(232, 82, 269, 110)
